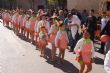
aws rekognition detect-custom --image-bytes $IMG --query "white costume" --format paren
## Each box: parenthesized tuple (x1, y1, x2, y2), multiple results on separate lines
(22, 15, 27, 27)
(101, 17, 108, 31)
(69, 15, 81, 39)
(25, 20, 30, 29)
(55, 30, 69, 48)
(37, 20, 50, 33)
(34, 20, 39, 32)
(104, 51, 110, 73)
(11, 14, 16, 23)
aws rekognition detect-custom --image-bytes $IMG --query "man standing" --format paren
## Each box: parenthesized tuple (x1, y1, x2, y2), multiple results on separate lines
(64, 13, 74, 52)
(101, 19, 110, 55)
(99, 12, 108, 54)
(85, 9, 97, 42)
(58, 10, 65, 21)
(68, 13, 81, 52)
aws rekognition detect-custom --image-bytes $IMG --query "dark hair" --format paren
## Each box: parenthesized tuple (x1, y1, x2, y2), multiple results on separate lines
(55, 18, 60, 21)
(67, 13, 72, 18)
(91, 9, 95, 13)
(28, 16, 31, 20)
(59, 23, 64, 27)
(41, 26, 46, 29)
(102, 11, 106, 14)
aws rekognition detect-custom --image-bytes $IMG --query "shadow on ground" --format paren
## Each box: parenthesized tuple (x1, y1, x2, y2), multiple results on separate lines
(45, 48, 79, 73)
(94, 57, 104, 65)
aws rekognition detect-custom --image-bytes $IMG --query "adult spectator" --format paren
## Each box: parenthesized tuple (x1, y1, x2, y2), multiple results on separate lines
(81, 9, 88, 24)
(68, 12, 81, 52)
(64, 13, 74, 52)
(101, 19, 110, 55)
(99, 12, 108, 53)
(58, 10, 65, 21)
(85, 9, 97, 42)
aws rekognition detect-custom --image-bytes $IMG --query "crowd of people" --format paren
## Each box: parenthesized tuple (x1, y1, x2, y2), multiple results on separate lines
(0, 8, 110, 73)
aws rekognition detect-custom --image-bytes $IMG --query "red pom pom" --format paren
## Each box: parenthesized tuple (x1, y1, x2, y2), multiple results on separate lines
(100, 35, 109, 43)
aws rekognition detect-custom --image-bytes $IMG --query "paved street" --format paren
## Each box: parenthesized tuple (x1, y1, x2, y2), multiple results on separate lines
(0, 20, 106, 73)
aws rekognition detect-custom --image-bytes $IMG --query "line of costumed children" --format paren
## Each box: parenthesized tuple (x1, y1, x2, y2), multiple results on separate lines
(2, 9, 69, 64)
(2, 9, 95, 72)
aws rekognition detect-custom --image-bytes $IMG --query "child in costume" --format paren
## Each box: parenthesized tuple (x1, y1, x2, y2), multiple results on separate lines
(49, 17, 59, 61)
(34, 14, 41, 49)
(29, 12, 36, 43)
(74, 31, 95, 73)
(5, 11, 11, 27)
(11, 11, 17, 31)
(25, 15, 30, 40)
(55, 23, 69, 63)
(20, 11, 26, 37)
(2, 10, 6, 26)
(37, 14, 50, 34)
(36, 14, 50, 49)
(16, 12, 22, 35)
(14, 12, 19, 34)
(39, 26, 48, 57)
(3, 10, 7, 26)
(22, 12, 28, 37)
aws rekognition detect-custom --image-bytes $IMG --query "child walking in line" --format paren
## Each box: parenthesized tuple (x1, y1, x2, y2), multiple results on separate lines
(74, 31, 95, 73)
(2, 10, 6, 26)
(55, 23, 69, 64)
(11, 11, 18, 32)
(5, 11, 11, 27)
(23, 12, 29, 37)
(25, 15, 30, 40)
(39, 26, 48, 57)
(14, 11, 19, 35)
(34, 14, 41, 49)
(49, 17, 59, 61)
(16, 11, 22, 35)
(20, 11, 26, 37)
(29, 12, 36, 43)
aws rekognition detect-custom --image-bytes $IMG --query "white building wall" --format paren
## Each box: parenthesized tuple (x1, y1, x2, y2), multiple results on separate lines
(16, 0, 47, 10)
(67, 0, 100, 10)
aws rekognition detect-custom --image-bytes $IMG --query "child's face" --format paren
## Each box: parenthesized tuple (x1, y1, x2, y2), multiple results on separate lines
(60, 25, 65, 30)
(36, 16, 40, 20)
(83, 32, 90, 39)
(41, 27, 46, 32)
(42, 16, 46, 20)
(26, 17, 29, 20)
(52, 19, 56, 24)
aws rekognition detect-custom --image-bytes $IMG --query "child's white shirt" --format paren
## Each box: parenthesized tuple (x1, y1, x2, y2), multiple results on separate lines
(74, 38, 95, 58)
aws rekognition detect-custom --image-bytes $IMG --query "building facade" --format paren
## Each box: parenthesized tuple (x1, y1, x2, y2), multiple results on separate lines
(67, 0, 100, 10)
(16, 0, 47, 10)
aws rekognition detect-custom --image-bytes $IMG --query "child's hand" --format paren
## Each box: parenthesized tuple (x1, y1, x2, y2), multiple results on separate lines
(34, 32, 38, 36)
